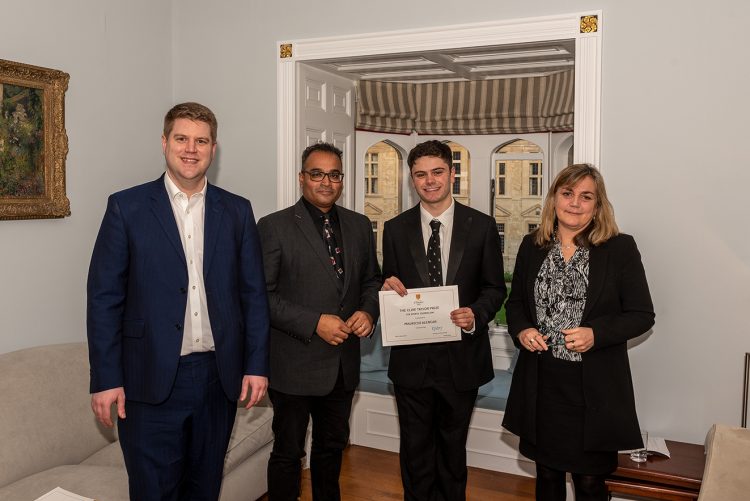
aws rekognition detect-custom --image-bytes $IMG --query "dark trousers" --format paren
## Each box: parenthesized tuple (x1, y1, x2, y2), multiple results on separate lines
(535, 463, 609, 501)
(394, 345, 478, 501)
(118, 352, 237, 501)
(267, 367, 354, 501)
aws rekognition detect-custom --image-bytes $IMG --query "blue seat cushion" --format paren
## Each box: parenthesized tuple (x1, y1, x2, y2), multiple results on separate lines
(357, 369, 510, 412)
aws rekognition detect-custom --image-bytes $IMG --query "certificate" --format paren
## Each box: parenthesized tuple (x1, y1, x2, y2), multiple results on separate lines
(379, 285, 460, 346)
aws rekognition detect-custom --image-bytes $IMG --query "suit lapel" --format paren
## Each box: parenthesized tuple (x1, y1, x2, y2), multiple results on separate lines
(338, 209, 355, 296)
(203, 184, 225, 277)
(446, 202, 471, 286)
(404, 206, 430, 287)
(294, 200, 342, 290)
(525, 243, 548, 326)
(150, 177, 186, 265)
(583, 244, 608, 320)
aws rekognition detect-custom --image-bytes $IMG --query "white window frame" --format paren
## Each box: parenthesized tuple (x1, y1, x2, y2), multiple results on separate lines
(276, 11, 603, 209)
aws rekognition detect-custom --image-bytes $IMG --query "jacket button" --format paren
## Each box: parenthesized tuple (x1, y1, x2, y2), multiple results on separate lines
(175, 323, 182, 330)
(180, 287, 187, 294)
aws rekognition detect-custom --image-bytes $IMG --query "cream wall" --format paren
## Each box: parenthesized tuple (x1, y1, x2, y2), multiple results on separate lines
(0, 1, 173, 353)
(0, 0, 748, 445)
(171, 0, 750, 444)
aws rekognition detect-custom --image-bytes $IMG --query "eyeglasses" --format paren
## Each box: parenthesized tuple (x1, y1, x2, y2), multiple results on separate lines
(302, 170, 344, 183)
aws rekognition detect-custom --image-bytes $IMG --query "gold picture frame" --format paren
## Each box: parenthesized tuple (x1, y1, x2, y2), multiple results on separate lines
(0, 58, 70, 220)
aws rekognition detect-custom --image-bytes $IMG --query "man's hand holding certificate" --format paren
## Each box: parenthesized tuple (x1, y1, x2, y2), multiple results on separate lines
(379, 282, 462, 346)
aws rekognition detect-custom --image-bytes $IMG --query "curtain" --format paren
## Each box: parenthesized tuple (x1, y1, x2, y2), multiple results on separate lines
(356, 69, 573, 135)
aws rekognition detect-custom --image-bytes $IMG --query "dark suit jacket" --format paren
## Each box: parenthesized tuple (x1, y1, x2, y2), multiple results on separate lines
(87, 176, 270, 404)
(502, 233, 655, 451)
(257, 199, 381, 396)
(382, 202, 506, 391)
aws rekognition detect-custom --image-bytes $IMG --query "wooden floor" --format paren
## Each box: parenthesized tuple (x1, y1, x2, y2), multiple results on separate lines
(259, 444, 535, 500)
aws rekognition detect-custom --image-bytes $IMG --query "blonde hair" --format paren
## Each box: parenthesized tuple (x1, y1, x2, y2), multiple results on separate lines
(534, 164, 619, 247)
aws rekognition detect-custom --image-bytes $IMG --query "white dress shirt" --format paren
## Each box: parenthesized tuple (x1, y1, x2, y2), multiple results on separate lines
(419, 199, 454, 282)
(419, 198, 475, 333)
(164, 173, 215, 355)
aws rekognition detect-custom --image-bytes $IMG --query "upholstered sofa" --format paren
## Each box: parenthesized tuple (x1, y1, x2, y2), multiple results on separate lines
(0, 342, 273, 501)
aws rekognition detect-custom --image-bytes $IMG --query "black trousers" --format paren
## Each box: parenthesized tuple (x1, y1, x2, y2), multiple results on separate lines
(394, 345, 478, 501)
(267, 366, 354, 501)
(118, 352, 236, 501)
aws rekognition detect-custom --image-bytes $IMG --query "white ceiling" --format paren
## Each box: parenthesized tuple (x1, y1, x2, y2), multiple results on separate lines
(307, 39, 575, 83)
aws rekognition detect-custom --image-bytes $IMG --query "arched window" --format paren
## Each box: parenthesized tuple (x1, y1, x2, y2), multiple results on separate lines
(446, 141, 470, 206)
(493, 139, 544, 271)
(363, 141, 401, 263)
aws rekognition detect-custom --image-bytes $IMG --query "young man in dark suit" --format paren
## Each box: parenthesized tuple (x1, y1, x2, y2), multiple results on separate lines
(257, 143, 381, 501)
(381, 140, 506, 501)
(87, 102, 270, 500)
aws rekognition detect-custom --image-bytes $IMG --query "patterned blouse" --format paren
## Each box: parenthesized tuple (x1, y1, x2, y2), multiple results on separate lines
(534, 242, 590, 362)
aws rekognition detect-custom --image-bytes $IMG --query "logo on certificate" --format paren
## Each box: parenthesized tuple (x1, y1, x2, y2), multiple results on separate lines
(416, 293, 421, 300)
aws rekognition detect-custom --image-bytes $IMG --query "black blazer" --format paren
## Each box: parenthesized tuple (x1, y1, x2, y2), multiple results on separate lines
(382, 202, 506, 391)
(257, 199, 381, 396)
(502, 233, 655, 451)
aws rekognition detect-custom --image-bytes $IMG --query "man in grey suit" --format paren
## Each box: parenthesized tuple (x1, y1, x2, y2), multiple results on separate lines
(257, 143, 381, 501)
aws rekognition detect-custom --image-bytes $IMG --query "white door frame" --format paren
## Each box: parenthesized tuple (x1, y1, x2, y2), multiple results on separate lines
(276, 11, 603, 210)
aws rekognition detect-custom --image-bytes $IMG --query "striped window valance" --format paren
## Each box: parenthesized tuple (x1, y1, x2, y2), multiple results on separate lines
(356, 80, 418, 134)
(356, 70, 573, 135)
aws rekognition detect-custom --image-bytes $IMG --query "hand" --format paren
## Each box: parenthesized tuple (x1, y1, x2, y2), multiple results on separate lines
(91, 387, 126, 427)
(240, 375, 268, 409)
(382, 276, 407, 296)
(316, 314, 352, 345)
(346, 310, 374, 338)
(518, 328, 549, 352)
(450, 307, 475, 331)
(562, 326, 594, 353)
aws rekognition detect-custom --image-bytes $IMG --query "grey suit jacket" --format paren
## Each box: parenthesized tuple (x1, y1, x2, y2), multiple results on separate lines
(257, 198, 381, 396)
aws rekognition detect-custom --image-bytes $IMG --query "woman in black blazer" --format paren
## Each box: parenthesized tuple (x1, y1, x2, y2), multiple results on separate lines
(502, 164, 655, 501)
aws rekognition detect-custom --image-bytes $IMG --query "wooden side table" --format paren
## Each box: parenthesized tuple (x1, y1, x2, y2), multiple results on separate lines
(606, 440, 705, 500)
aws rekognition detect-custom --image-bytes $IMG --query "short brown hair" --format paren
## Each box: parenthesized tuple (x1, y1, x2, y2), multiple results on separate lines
(163, 102, 218, 143)
(535, 163, 619, 247)
(407, 140, 452, 170)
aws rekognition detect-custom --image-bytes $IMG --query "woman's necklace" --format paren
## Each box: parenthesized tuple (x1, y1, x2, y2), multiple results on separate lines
(557, 232, 576, 250)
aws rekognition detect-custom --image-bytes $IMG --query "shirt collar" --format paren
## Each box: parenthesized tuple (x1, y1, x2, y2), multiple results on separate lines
(301, 197, 338, 222)
(420, 198, 455, 227)
(164, 172, 207, 200)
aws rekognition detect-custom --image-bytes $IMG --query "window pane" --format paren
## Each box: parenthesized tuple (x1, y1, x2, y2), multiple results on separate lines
(496, 223, 505, 253)
(452, 151, 461, 160)
(529, 178, 539, 196)
(453, 162, 461, 175)
(498, 178, 505, 196)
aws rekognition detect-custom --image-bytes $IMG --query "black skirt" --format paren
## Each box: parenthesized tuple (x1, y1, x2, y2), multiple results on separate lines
(519, 351, 617, 475)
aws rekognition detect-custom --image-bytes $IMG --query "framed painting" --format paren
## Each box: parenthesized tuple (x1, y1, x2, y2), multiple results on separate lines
(0, 58, 70, 220)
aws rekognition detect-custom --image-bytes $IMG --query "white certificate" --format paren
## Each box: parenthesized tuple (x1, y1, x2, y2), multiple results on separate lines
(379, 285, 460, 346)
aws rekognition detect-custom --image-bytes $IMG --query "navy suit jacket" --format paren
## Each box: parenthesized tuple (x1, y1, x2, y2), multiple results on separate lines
(87, 176, 270, 404)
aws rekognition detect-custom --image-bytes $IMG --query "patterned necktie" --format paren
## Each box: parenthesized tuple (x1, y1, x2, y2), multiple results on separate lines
(427, 219, 443, 286)
(322, 214, 344, 280)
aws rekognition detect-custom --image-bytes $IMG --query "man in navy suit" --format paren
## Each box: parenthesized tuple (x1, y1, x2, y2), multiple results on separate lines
(87, 102, 270, 501)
